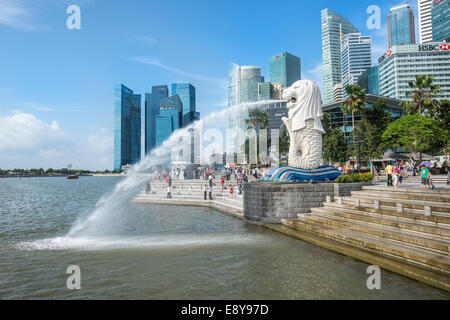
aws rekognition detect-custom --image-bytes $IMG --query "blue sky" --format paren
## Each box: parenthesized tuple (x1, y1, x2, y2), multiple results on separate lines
(0, 0, 418, 170)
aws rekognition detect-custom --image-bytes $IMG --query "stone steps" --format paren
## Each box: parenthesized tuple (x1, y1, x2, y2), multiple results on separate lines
(303, 209, 450, 253)
(353, 190, 450, 203)
(282, 218, 450, 275)
(345, 194, 450, 214)
(331, 201, 450, 227)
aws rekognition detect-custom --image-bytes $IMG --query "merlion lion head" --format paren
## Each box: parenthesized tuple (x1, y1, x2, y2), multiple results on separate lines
(281, 80, 325, 133)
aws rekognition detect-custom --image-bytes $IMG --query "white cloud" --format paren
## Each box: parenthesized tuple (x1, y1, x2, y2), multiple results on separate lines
(303, 63, 324, 94)
(129, 56, 228, 87)
(0, 0, 40, 30)
(0, 111, 114, 170)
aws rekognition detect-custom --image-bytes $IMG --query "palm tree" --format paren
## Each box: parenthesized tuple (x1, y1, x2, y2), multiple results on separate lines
(245, 108, 269, 133)
(341, 85, 367, 139)
(405, 75, 441, 114)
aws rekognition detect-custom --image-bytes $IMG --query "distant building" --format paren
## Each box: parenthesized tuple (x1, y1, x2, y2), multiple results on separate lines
(357, 66, 380, 95)
(171, 83, 196, 117)
(228, 63, 262, 151)
(333, 83, 343, 102)
(388, 3, 415, 48)
(114, 84, 141, 171)
(341, 33, 372, 99)
(145, 85, 168, 154)
(258, 82, 273, 101)
(270, 52, 301, 88)
(322, 94, 403, 143)
(418, 0, 433, 43)
(379, 43, 450, 100)
(259, 101, 288, 132)
(155, 95, 182, 147)
(182, 111, 200, 128)
(321, 8, 359, 104)
(432, 0, 450, 42)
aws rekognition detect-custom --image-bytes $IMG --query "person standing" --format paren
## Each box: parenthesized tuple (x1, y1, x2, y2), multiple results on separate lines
(393, 165, 400, 188)
(421, 165, 430, 189)
(203, 185, 208, 201)
(220, 176, 225, 190)
(446, 164, 450, 186)
(238, 184, 242, 195)
(229, 185, 234, 198)
(208, 185, 213, 200)
(209, 174, 213, 188)
(167, 186, 172, 199)
(385, 163, 393, 187)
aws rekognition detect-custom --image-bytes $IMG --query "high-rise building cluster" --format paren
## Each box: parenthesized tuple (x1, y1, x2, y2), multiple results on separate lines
(115, 1, 449, 169)
(228, 52, 301, 137)
(114, 82, 199, 171)
(322, 2, 450, 105)
(322, 1, 450, 140)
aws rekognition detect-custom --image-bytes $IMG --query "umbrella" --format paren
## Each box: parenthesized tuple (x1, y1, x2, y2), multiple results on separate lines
(420, 161, 432, 167)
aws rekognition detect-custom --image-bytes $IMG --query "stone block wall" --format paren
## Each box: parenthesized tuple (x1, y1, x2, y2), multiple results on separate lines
(243, 182, 371, 223)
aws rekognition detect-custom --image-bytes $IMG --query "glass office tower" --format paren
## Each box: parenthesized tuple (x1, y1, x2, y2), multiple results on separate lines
(388, 4, 415, 48)
(155, 95, 182, 147)
(171, 83, 196, 117)
(270, 52, 301, 88)
(321, 8, 359, 104)
(114, 84, 141, 171)
(432, 0, 450, 42)
(145, 85, 168, 154)
(341, 33, 372, 98)
(357, 66, 380, 95)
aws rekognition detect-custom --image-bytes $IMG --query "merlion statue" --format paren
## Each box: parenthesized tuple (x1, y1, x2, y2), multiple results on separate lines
(281, 80, 325, 170)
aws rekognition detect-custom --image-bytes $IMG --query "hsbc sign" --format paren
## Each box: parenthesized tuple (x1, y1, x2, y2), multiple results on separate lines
(380, 43, 449, 63)
(419, 44, 450, 51)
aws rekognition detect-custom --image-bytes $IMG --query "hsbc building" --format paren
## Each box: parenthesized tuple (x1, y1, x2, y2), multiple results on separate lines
(378, 43, 450, 100)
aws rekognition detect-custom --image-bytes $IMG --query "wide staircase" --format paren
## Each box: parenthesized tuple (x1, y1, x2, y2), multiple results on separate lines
(280, 185, 450, 291)
(377, 174, 448, 185)
(132, 179, 246, 217)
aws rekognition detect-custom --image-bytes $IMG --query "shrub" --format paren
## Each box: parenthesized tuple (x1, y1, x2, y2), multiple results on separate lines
(336, 172, 374, 183)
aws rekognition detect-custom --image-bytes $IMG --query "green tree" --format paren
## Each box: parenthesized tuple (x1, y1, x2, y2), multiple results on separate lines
(428, 99, 450, 160)
(382, 114, 443, 160)
(323, 128, 349, 164)
(244, 108, 270, 164)
(341, 84, 367, 139)
(356, 99, 393, 161)
(404, 75, 441, 115)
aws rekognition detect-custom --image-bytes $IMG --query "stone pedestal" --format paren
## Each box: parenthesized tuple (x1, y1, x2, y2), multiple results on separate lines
(243, 182, 371, 223)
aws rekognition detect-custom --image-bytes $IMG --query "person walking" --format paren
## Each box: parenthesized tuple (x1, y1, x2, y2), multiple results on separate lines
(385, 163, 393, 187)
(393, 165, 401, 188)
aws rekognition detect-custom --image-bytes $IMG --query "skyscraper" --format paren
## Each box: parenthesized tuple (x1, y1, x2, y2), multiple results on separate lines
(432, 0, 450, 42)
(321, 8, 359, 104)
(418, 0, 433, 43)
(357, 66, 380, 95)
(114, 84, 141, 171)
(270, 52, 301, 88)
(145, 85, 168, 154)
(341, 33, 372, 98)
(388, 3, 415, 48)
(155, 94, 182, 147)
(171, 83, 196, 117)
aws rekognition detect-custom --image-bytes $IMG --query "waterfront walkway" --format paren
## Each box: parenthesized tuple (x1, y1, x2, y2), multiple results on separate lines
(133, 176, 450, 292)
(132, 178, 247, 219)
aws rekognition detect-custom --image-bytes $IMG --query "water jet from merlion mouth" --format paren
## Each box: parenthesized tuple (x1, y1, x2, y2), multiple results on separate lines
(67, 100, 284, 238)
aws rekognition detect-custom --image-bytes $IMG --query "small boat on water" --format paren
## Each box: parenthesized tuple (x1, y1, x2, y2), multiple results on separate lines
(67, 175, 79, 180)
